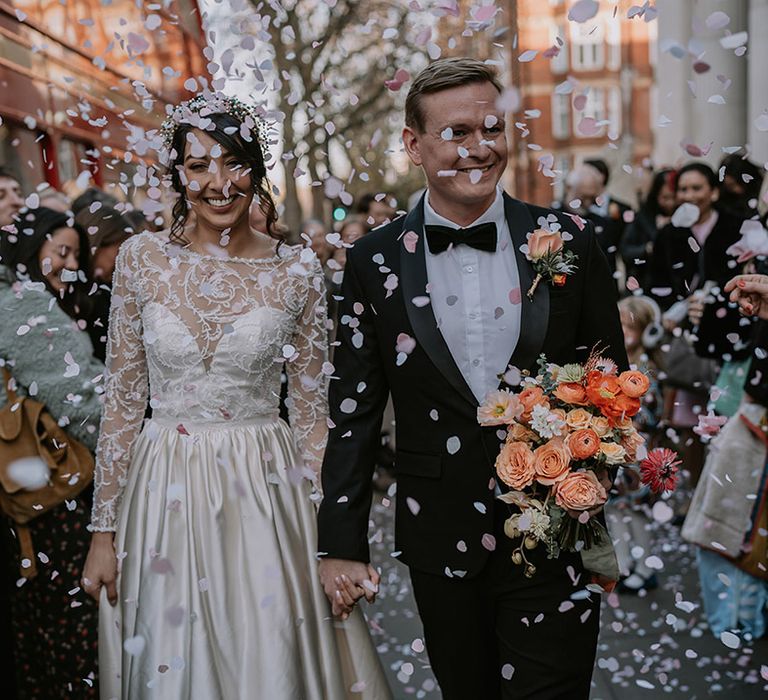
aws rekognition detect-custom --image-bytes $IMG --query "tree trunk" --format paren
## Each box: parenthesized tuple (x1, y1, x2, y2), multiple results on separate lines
(279, 107, 304, 238)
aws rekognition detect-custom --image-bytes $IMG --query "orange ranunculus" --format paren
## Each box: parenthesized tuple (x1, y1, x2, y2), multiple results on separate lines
(554, 382, 588, 406)
(585, 372, 621, 407)
(620, 430, 646, 462)
(599, 441, 627, 465)
(600, 393, 642, 421)
(565, 428, 601, 460)
(496, 441, 536, 490)
(527, 228, 564, 260)
(533, 437, 571, 485)
(617, 370, 650, 399)
(519, 385, 549, 421)
(565, 408, 593, 430)
(555, 470, 607, 511)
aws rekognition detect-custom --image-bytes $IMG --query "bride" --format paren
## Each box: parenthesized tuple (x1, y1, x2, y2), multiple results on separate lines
(82, 93, 391, 699)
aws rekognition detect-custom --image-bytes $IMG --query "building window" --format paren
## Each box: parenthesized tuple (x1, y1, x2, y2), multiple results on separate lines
(0, 119, 45, 194)
(571, 20, 605, 71)
(551, 94, 570, 139)
(553, 154, 571, 202)
(608, 86, 622, 134)
(606, 14, 621, 70)
(550, 23, 569, 74)
(574, 87, 606, 137)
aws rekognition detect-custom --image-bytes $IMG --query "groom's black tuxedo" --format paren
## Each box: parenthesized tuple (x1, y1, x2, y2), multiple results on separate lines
(318, 193, 626, 573)
(318, 193, 627, 699)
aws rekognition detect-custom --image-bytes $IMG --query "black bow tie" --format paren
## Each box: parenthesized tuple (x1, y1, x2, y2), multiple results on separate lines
(425, 222, 497, 254)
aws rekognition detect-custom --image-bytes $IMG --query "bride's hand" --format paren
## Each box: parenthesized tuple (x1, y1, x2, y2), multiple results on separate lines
(83, 532, 118, 606)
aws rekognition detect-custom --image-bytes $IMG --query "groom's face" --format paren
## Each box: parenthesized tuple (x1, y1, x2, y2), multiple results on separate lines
(403, 81, 507, 212)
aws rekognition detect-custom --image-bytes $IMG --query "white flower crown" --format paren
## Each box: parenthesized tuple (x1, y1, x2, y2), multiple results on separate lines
(159, 91, 270, 154)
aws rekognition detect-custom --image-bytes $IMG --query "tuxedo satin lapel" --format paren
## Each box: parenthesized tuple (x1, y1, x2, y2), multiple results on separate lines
(399, 196, 478, 408)
(503, 194, 549, 377)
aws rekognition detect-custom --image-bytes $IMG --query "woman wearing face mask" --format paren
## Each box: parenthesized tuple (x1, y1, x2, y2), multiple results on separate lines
(621, 168, 676, 291)
(82, 94, 390, 699)
(74, 205, 134, 362)
(648, 162, 745, 311)
(0, 206, 103, 698)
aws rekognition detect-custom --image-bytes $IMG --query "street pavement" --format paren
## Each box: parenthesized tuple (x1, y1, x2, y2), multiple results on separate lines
(364, 492, 768, 699)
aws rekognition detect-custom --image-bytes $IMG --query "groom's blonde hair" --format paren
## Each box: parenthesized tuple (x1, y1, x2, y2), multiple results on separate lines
(405, 58, 503, 133)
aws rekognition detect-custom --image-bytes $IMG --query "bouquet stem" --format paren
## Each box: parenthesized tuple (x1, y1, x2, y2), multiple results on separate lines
(527, 273, 543, 300)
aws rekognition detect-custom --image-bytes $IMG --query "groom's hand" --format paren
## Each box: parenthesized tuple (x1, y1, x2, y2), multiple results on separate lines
(318, 558, 380, 618)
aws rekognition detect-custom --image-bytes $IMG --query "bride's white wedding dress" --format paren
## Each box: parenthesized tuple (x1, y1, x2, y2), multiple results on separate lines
(91, 232, 390, 699)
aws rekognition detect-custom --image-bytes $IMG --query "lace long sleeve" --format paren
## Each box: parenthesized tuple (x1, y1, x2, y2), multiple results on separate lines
(90, 241, 149, 532)
(285, 253, 330, 477)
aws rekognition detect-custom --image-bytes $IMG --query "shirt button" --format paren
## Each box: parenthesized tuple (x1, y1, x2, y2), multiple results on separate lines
(465, 266, 474, 273)
(472, 359, 480, 366)
(469, 312, 478, 320)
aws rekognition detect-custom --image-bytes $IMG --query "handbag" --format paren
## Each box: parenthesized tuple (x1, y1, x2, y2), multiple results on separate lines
(661, 331, 718, 394)
(712, 357, 752, 418)
(0, 366, 94, 577)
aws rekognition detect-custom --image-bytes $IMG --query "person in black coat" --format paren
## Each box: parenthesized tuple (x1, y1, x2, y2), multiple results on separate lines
(648, 162, 745, 311)
(621, 168, 676, 290)
(317, 58, 627, 700)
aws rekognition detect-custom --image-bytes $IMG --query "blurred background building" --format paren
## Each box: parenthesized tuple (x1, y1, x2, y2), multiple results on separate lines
(506, 0, 655, 207)
(0, 0, 206, 199)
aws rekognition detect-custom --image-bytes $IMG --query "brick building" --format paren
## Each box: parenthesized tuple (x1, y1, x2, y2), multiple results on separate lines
(506, 0, 656, 207)
(0, 0, 207, 200)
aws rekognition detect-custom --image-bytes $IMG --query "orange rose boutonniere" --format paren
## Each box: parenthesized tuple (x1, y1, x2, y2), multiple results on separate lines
(522, 216, 579, 300)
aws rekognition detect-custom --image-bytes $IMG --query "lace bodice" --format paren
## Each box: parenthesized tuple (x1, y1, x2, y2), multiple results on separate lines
(90, 233, 330, 532)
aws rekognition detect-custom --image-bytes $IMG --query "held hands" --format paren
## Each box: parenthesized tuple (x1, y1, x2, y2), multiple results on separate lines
(82, 532, 118, 606)
(318, 558, 380, 619)
(725, 274, 768, 320)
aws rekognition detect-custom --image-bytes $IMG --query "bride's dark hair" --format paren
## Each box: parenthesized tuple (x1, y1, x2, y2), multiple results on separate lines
(166, 112, 280, 246)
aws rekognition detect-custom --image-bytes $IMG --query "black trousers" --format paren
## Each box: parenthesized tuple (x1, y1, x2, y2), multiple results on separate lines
(409, 514, 601, 700)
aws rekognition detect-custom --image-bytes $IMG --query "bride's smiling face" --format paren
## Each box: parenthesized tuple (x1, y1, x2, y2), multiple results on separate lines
(181, 128, 254, 231)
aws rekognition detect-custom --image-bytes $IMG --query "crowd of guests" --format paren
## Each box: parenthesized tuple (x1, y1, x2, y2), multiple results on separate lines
(0, 152, 767, 697)
(559, 155, 768, 640)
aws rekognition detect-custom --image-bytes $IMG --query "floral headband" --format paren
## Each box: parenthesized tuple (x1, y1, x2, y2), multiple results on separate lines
(159, 92, 270, 154)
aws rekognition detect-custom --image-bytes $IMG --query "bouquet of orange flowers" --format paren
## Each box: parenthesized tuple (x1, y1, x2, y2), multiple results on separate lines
(478, 353, 654, 578)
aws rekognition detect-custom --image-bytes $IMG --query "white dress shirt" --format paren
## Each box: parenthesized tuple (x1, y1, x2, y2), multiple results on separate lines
(423, 188, 521, 404)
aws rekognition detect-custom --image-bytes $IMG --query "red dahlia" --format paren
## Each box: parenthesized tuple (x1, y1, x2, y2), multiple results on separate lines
(639, 448, 681, 494)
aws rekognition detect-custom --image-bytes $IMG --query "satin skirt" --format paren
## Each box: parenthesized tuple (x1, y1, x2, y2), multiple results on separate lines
(99, 417, 391, 700)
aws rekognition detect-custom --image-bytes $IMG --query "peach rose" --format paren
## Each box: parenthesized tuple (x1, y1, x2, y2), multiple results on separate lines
(496, 441, 536, 490)
(617, 370, 650, 399)
(590, 415, 611, 437)
(533, 437, 571, 485)
(600, 441, 627, 465)
(554, 382, 588, 406)
(519, 386, 549, 421)
(527, 228, 564, 260)
(554, 470, 607, 511)
(550, 408, 569, 436)
(620, 430, 646, 462)
(507, 422, 538, 443)
(614, 416, 634, 433)
(565, 428, 601, 460)
(565, 408, 593, 430)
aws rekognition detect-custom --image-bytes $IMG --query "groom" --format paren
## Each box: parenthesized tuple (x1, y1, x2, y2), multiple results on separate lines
(318, 57, 627, 699)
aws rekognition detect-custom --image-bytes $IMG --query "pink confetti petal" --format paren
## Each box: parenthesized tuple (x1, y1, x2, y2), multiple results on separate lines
(403, 230, 419, 253)
(568, 0, 599, 23)
(508, 287, 521, 305)
(474, 3, 498, 22)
